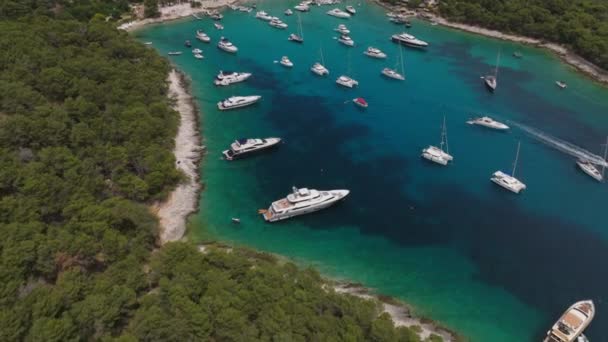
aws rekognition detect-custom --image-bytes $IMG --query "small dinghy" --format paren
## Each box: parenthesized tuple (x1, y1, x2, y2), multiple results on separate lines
(231, 218, 241, 224)
(353, 97, 368, 108)
(556, 81, 567, 89)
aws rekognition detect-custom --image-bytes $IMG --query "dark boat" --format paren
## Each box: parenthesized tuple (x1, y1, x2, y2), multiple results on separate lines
(184, 40, 192, 47)
(288, 33, 303, 43)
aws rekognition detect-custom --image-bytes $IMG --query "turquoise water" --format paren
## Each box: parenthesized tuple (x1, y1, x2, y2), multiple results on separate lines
(136, 2, 608, 341)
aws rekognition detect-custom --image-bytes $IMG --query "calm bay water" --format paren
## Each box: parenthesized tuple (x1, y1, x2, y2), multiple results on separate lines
(136, 2, 608, 340)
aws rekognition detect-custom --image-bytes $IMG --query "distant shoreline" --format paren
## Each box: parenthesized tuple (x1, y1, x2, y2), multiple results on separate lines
(370, 0, 608, 86)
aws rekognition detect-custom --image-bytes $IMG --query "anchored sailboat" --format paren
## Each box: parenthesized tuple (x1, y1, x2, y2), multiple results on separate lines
(576, 136, 608, 182)
(491, 141, 526, 194)
(422, 116, 453, 165)
(289, 13, 304, 43)
(484, 51, 500, 92)
(311, 46, 329, 76)
(382, 45, 405, 80)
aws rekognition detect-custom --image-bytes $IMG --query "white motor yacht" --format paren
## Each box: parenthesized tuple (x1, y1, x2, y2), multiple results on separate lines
(381, 67, 405, 80)
(336, 75, 358, 88)
(214, 23, 224, 30)
(294, 3, 310, 11)
(269, 18, 288, 29)
(338, 35, 354, 46)
(195, 30, 211, 42)
(422, 116, 453, 165)
(214, 70, 252, 86)
(217, 95, 261, 111)
(391, 33, 428, 48)
(217, 37, 238, 53)
(345, 5, 356, 15)
(327, 8, 351, 18)
(260, 186, 350, 222)
(364, 47, 387, 59)
(466, 116, 509, 130)
(280, 56, 294, 68)
(334, 24, 350, 34)
(556, 81, 568, 89)
(193, 53, 204, 59)
(222, 138, 281, 160)
(256, 10, 273, 21)
(491, 142, 526, 194)
(311, 62, 329, 76)
(285, 9, 293, 15)
(192, 48, 203, 54)
(544, 300, 595, 342)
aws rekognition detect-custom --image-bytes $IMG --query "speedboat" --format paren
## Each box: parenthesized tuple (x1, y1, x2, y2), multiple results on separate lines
(192, 48, 203, 54)
(364, 47, 387, 59)
(288, 33, 304, 43)
(513, 51, 523, 58)
(193, 53, 204, 59)
(222, 138, 281, 160)
(217, 37, 238, 53)
(269, 18, 288, 29)
(214, 71, 252, 86)
(285, 9, 293, 15)
(353, 97, 368, 108)
(345, 5, 356, 15)
(484, 75, 497, 92)
(294, 3, 310, 11)
(280, 56, 294, 68)
(167, 51, 183, 56)
(195, 30, 210, 42)
(217, 95, 261, 111)
(311, 62, 329, 76)
(210, 13, 223, 20)
(334, 24, 350, 34)
(336, 75, 358, 88)
(556, 81, 567, 89)
(576, 159, 603, 182)
(544, 300, 595, 342)
(260, 186, 349, 222)
(214, 23, 224, 30)
(391, 33, 428, 48)
(256, 11, 273, 21)
(338, 35, 354, 47)
(466, 116, 509, 130)
(327, 8, 351, 18)
(381, 67, 405, 80)
(491, 142, 526, 194)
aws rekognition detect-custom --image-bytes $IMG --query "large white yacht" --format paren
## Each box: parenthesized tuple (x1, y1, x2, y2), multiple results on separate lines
(467, 116, 509, 130)
(334, 24, 350, 34)
(311, 62, 329, 76)
(214, 71, 252, 86)
(544, 300, 595, 342)
(222, 138, 281, 160)
(217, 95, 261, 110)
(391, 33, 428, 48)
(195, 30, 211, 42)
(217, 37, 238, 53)
(256, 11, 273, 21)
(381, 67, 405, 80)
(422, 116, 453, 166)
(261, 187, 350, 222)
(491, 142, 526, 194)
(364, 47, 387, 59)
(336, 75, 358, 88)
(294, 3, 310, 11)
(327, 8, 351, 18)
(338, 35, 354, 47)
(269, 18, 288, 29)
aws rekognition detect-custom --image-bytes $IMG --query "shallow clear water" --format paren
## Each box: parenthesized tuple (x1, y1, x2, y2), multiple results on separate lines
(136, 2, 608, 340)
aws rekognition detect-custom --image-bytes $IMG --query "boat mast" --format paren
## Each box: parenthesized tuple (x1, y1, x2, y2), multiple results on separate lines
(298, 13, 303, 38)
(441, 115, 449, 154)
(602, 136, 608, 178)
(320, 46, 325, 65)
(494, 51, 501, 79)
(399, 45, 404, 75)
(512, 141, 521, 177)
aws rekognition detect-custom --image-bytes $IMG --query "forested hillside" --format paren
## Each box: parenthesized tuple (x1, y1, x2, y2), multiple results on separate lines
(0, 2, 438, 341)
(438, 0, 608, 70)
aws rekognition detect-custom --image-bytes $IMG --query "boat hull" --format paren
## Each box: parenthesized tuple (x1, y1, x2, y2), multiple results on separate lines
(222, 141, 281, 160)
(391, 37, 427, 49)
(217, 96, 261, 111)
(263, 190, 349, 222)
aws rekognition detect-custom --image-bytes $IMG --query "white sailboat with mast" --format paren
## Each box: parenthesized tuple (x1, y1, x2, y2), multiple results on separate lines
(336, 50, 358, 88)
(484, 51, 500, 92)
(382, 44, 405, 80)
(422, 116, 453, 165)
(311, 46, 329, 76)
(289, 12, 304, 43)
(491, 141, 526, 194)
(576, 136, 608, 182)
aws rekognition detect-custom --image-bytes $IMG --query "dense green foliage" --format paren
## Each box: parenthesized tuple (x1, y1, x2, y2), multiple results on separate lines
(438, 0, 608, 70)
(0, 2, 442, 341)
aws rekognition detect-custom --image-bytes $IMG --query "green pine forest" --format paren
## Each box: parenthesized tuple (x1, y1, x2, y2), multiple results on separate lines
(0, 1, 442, 341)
(436, 0, 608, 70)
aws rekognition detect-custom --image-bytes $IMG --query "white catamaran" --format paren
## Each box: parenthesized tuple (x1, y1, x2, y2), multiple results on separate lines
(491, 141, 526, 194)
(422, 116, 453, 165)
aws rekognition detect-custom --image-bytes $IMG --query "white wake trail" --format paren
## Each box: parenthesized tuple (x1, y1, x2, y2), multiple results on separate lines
(510, 121, 608, 167)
